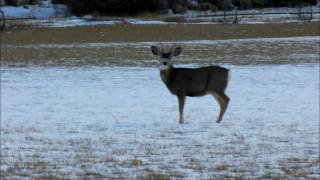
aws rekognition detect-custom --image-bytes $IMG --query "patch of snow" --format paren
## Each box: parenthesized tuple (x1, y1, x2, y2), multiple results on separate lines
(127, 19, 171, 25)
(47, 19, 121, 27)
(1, 1, 68, 19)
(47, 19, 173, 27)
(1, 64, 319, 178)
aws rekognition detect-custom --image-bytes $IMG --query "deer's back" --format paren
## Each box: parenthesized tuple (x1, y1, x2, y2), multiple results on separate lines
(167, 66, 229, 96)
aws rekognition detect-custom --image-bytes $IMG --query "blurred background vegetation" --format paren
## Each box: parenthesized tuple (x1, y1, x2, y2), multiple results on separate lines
(3, 0, 318, 15)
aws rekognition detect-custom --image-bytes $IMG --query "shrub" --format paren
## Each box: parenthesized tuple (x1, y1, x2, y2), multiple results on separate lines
(169, 0, 188, 13)
(52, 0, 318, 15)
(58, 0, 170, 16)
(51, 0, 66, 4)
(193, 2, 217, 11)
(29, 0, 41, 5)
(251, 0, 265, 8)
(237, 0, 253, 9)
(262, 0, 316, 8)
(5, 0, 43, 5)
(172, 4, 187, 13)
(6, 0, 30, 6)
(199, 0, 219, 6)
(218, 0, 234, 10)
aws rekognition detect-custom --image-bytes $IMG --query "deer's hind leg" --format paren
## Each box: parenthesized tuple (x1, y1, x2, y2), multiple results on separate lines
(212, 92, 230, 123)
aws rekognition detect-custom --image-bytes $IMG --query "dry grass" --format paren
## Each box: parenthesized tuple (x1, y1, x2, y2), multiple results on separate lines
(1, 22, 318, 67)
(130, 159, 143, 166)
(0, 160, 61, 179)
(162, 16, 187, 23)
(1, 152, 319, 179)
(1, 23, 318, 45)
(214, 163, 230, 171)
(2, 20, 45, 30)
(139, 169, 171, 180)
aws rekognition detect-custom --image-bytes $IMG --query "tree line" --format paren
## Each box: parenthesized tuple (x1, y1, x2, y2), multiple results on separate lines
(4, 0, 317, 15)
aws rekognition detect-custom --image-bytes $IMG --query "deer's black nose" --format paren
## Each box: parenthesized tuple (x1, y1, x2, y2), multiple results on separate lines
(163, 62, 167, 65)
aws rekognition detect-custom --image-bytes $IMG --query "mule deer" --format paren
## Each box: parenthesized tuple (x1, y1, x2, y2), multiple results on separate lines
(151, 45, 230, 124)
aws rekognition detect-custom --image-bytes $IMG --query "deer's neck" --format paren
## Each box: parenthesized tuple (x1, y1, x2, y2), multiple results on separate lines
(160, 65, 174, 86)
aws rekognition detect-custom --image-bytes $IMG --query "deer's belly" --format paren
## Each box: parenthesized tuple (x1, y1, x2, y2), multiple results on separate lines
(167, 78, 208, 96)
(186, 91, 207, 97)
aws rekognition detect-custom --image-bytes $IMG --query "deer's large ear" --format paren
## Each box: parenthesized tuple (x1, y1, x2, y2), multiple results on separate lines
(151, 46, 160, 55)
(173, 47, 182, 56)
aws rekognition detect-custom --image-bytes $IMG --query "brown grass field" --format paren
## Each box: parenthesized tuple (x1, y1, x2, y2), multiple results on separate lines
(1, 23, 319, 45)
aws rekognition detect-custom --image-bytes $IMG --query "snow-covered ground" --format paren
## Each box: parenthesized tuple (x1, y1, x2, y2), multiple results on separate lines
(1, 0, 68, 19)
(1, 37, 319, 178)
(1, 65, 319, 179)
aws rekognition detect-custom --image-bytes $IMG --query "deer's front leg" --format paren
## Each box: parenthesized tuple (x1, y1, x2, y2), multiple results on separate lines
(177, 95, 186, 124)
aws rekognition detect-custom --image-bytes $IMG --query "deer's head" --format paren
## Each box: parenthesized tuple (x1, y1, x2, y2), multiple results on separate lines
(151, 46, 182, 70)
